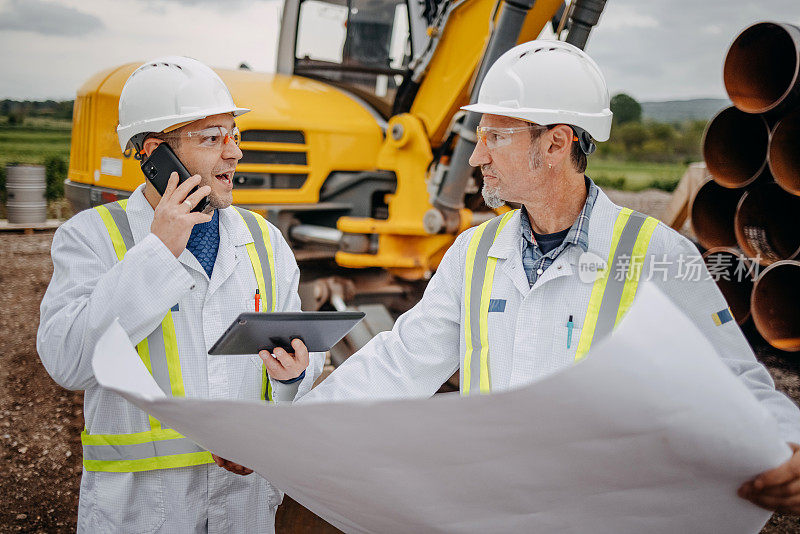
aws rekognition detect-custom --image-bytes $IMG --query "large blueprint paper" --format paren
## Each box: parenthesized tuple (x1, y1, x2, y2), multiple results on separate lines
(92, 284, 789, 533)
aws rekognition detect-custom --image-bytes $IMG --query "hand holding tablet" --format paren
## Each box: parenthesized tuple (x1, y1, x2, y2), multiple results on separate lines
(260, 338, 310, 382)
(208, 311, 366, 355)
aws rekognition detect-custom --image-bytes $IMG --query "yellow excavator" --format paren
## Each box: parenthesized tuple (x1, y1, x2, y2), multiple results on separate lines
(66, 0, 606, 351)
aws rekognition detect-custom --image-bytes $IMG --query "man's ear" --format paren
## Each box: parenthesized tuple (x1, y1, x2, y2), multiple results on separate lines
(141, 137, 164, 158)
(546, 125, 573, 158)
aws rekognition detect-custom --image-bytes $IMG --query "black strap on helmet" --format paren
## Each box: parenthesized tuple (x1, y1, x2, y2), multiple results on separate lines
(571, 126, 596, 155)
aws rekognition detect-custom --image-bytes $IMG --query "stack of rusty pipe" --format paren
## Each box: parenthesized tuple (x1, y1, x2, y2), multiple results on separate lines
(695, 21, 800, 352)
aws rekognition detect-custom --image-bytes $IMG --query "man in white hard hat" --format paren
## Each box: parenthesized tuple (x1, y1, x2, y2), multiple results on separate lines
(37, 56, 321, 532)
(295, 41, 800, 513)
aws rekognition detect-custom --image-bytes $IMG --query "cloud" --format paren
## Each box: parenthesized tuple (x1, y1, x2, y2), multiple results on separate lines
(1, 0, 799, 100)
(0, 0, 282, 99)
(0, 0, 104, 36)
(140, 0, 270, 10)
(599, 5, 658, 31)
(588, 0, 800, 100)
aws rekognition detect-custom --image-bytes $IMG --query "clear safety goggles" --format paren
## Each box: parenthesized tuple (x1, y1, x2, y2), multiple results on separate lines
(475, 124, 583, 150)
(166, 126, 241, 150)
(475, 124, 547, 149)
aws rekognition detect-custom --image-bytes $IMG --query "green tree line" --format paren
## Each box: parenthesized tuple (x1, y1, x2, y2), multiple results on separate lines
(2, 99, 73, 125)
(600, 93, 705, 165)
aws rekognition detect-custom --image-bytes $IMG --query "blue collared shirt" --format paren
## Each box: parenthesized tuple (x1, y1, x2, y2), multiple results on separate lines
(186, 209, 220, 278)
(519, 177, 599, 287)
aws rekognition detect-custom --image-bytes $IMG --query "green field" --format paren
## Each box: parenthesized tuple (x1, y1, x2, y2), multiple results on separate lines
(0, 120, 685, 193)
(587, 159, 685, 192)
(0, 119, 72, 167)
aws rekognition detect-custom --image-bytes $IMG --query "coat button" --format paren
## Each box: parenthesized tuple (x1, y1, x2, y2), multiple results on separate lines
(536, 268, 543, 275)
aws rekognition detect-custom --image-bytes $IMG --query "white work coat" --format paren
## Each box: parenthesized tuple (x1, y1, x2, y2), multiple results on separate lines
(37, 185, 324, 533)
(301, 188, 800, 445)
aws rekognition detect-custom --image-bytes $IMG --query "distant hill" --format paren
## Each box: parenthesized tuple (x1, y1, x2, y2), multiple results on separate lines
(641, 98, 730, 123)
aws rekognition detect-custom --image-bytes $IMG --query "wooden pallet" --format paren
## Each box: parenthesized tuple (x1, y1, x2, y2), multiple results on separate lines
(662, 162, 711, 231)
(0, 219, 63, 234)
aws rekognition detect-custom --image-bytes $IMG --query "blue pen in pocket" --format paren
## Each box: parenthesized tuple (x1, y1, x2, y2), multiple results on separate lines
(566, 315, 574, 349)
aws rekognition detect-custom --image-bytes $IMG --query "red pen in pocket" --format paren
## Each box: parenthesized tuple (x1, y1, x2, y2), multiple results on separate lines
(254, 288, 260, 313)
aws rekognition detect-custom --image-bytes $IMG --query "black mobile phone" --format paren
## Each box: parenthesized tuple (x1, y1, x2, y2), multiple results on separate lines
(140, 143, 210, 213)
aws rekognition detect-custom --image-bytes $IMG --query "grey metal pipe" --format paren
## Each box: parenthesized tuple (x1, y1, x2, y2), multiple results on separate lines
(690, 178, 743, 250)
(768, 107, 800, 196)
(724, 22, 800, 117)
(751, 260, 800, 352)
(288, 224, 343, 247)
(564, 0, 607, 50)
(431, 0, 537, 230)
(702, 106, 769, 189)
(734, 181, 800, 266)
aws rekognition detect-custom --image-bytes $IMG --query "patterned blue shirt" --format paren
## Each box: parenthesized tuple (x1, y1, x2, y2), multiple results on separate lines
(520, 177, 599, 287)
(186, 209, 220, 278)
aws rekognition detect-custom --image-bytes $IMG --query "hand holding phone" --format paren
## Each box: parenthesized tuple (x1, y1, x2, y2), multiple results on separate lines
(149, 173, 213, 257)
(141, 143, 210, 213)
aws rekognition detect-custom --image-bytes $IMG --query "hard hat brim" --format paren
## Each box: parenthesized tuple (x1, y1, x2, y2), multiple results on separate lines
(117, 106, 250, 152)
(461, 102, 611, 142)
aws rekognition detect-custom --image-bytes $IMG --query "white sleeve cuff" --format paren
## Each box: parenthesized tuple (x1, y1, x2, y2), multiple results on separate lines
(270, 378, 302, 403)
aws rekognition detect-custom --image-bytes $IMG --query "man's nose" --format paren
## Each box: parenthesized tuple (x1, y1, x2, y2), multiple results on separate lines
(469, 140, 491, 167)
(222, 139, 243, 161)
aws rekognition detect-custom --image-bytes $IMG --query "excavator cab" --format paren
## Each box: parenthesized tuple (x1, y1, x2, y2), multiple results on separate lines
(287, 0, 415, 119)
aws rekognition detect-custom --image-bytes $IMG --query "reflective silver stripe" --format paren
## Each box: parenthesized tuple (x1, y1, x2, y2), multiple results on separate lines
(82, 437, 204, 462)
(234, 207, 273, 308)
(104, 201, 134, 249)
(146, 330, 173, 427)
(145, 323, 174, 406)
(101, 201, 178, 430)
(103, 201, 175, 400)
(591, 211, 648, 343)
(466, 216, 504, 395)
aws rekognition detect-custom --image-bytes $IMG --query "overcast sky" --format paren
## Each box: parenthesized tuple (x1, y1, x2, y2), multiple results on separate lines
(1, 0, 799, 102)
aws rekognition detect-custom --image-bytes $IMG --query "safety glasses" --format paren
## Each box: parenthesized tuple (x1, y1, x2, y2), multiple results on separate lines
(166, 126, 241, 150)
(475, 124, 546, 149)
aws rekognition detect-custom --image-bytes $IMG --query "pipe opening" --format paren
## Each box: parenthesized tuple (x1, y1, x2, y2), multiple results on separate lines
(690, 179, 742, 250)
(702, 107, 768, 188)
(768, 108, 800, 196)
(734, 182, 800, 265)
(751, 261, 800, 352)
(724, 22, 799, 113)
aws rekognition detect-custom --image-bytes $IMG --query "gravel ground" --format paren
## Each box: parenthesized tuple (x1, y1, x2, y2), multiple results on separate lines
(1, 189, 798, 533)
(0, 233, 84, 532)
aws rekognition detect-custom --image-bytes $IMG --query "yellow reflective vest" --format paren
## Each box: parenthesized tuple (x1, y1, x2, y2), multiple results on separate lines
(81, 199, 277, 472)
(461, 207, 658, 395)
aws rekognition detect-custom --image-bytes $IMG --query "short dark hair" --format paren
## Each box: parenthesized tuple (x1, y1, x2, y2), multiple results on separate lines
(571, 139, 587, 173)
(530, 125, 586, 173)
(141, 132, 182, 158)
(143, 131, 181, 149)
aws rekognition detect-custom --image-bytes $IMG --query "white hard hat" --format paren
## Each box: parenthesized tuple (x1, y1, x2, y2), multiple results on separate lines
(462, 40, 612, 143)
(117, 56, 250, 152)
